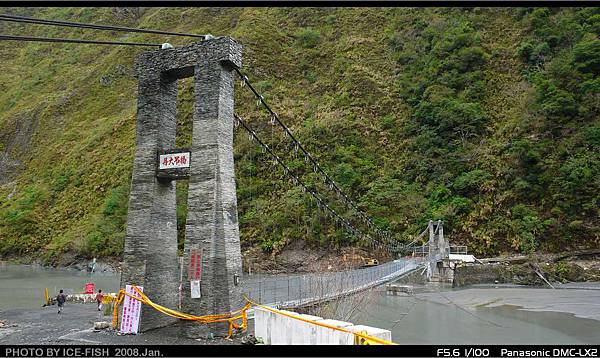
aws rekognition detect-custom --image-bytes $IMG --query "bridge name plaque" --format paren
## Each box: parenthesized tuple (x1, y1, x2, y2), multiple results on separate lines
(156, 148, 191, 180)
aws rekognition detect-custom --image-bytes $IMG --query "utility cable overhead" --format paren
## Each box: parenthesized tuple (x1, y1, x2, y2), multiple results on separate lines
(0, 13, 206, 39)
(0, 34, 162, 47)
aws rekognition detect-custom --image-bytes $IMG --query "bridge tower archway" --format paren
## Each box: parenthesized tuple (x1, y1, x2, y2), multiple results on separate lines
(426, 220, 451, 282)
(121, 37, 243, 337)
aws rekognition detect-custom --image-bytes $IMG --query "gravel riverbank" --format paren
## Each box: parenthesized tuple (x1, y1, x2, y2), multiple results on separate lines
(416, 286, 600, 321)
(0, 303, 253, 345)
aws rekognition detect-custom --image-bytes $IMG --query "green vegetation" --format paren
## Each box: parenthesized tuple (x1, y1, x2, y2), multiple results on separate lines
(0, 7, 598, 264)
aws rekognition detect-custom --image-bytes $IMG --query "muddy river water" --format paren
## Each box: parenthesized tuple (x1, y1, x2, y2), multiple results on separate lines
(1, 263, 599, 344)
(356, 287, 600, 344)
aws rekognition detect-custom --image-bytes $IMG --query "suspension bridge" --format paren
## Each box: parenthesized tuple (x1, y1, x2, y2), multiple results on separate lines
(0, 16, 471, 338)
(230, 49, 464, 309)
(240, 219, 468, 311)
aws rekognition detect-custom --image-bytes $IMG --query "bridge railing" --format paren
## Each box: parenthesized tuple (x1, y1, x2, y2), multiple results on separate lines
(449, 246, 468, 255)
(239, 221, 466, 307)
(410, 245, 429, 257)
(241, 257, 424, 307)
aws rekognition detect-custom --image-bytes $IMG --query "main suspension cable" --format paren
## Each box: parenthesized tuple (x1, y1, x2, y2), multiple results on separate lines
(0, 13, 206, 39)
(234, 68, 397, 247)
(235, 114, 394, 252)
(0, 34, 162, 47)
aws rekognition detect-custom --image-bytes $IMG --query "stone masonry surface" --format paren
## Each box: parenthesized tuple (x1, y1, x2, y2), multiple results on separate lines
(122, 37, 243, 337)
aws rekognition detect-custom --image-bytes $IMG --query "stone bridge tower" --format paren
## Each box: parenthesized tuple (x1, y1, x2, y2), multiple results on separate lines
(121, 37, 243, 337)
(426, 220, 451, 282)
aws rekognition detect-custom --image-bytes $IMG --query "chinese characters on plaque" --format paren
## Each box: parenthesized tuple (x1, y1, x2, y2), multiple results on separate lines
(189, 249, 202, 299)
(159, 152, 190, 170)
(120, 285, 144, 334)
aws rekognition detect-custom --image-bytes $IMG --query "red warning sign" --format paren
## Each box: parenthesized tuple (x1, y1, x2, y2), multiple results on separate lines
(188, 249, 202, 280)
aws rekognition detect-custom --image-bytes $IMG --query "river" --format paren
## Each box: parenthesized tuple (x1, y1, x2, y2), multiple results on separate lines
(0, 262, 120, 309)
(1, 263, 599, 344)
(355, 287, 600, 344)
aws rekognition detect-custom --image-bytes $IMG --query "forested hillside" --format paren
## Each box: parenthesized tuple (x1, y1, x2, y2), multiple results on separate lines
(0, 7, 598, 265)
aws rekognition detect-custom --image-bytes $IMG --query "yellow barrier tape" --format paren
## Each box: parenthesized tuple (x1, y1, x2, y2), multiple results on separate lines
(110, 286, 393, 344)
(102, 295, 116, 304)
(244, 296, 397, 345)
(354, 330, 384, 345)
(111, 286, 250, 338)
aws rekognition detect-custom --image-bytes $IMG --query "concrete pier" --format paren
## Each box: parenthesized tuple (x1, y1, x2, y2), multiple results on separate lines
(386, 284, 414, 295)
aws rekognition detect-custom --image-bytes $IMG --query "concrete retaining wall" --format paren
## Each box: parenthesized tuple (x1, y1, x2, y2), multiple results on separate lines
(346, 325, 392, 344)
(254, 307, 271, 344)
(271, 309, 300, 345)
(314, 319, 353, 345)
(291, 313, 323, 345)
(254, 307, 392, 345)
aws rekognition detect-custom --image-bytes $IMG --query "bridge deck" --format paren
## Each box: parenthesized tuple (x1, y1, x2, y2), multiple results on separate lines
(242, 258, 425, 311)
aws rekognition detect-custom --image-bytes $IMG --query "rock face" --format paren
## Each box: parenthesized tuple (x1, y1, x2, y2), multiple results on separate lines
(242, 238, 396, 274)
(121, 37, 243, 337)
(0, 111, 39, 185)
(454, 258, 600, 287)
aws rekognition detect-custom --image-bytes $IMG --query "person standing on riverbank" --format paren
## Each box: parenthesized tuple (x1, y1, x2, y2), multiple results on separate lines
(56, 290, 66, 314)
(95, 290, 104, 312)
